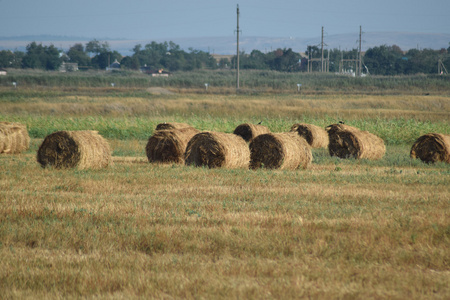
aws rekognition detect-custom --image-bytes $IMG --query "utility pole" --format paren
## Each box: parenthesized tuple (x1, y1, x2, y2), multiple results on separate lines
(327, 49, 330, 72)
(438, 58, 448, 74)
(236, 4, 240, 92)
(358, 26, 362, 76)
(321, 26, 324, 72)
(307, 46, 310, 72)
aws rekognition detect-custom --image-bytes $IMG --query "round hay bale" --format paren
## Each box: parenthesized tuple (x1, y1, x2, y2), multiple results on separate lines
(410, 133, 450, 163)
(249, 132, 312, 170)
(185, 131, 250, 169)
(146, 127, 200, 164)
(155, 122, 194, 131)
(326, 123, 361, 134)
(326, 124, 385, 160)
(0, 125, 13, 154)
(233, 123, 270, 142)
(0, 122, 30, 154)
(37, 130, 112, 169)
(290, 123, 329, 148)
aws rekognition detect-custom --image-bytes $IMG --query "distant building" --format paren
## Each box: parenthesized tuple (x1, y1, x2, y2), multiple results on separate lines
(59, 62, 78, 72)
(106, 59, 121, 71)
(0, 68, 7, 75)
(140, 66, 171, 77)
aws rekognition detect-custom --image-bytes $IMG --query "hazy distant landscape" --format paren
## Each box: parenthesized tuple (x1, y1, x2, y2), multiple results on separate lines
(1, 32, 449, 55)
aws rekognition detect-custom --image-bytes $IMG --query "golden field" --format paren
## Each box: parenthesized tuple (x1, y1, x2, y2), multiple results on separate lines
(0, 86, 449, 299)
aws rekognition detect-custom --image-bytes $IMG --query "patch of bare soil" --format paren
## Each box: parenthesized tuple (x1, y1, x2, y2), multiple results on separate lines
(146, 87, 175, 95)
(112, 156, 148, 164)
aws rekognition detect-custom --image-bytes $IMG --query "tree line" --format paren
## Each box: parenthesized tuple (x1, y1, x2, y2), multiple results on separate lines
(0, 39, 449, 75)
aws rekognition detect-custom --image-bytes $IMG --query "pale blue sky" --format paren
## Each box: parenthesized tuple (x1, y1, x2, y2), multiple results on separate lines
(0, 0, 449, 39)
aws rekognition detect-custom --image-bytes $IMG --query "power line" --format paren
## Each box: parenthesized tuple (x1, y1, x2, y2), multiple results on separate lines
(235, 4, 241, 92)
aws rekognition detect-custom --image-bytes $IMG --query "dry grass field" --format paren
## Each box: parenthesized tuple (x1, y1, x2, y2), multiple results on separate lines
(1, 85, 449, 299)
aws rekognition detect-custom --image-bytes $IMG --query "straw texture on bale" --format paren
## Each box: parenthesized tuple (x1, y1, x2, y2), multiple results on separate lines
(410, 133, 450, 163)
(146, 127, 200, 164)
(249, 132, 312, 170)
(0, 122, 30, 154)
(155, 122, 194, 131)
(326, 124, 385, 160)
(37, 130, 111, 169)
(233, 123, 270, 142)
(290, 123, 329, 148)
(185, 131, 250, 169)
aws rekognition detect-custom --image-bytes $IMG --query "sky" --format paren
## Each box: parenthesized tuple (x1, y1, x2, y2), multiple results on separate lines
(0, 0, 449, 40)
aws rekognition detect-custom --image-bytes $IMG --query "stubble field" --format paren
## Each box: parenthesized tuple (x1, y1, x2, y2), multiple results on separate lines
(1, 82, 449, 299)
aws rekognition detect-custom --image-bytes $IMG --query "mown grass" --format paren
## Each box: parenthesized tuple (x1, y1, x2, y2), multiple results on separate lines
(1, 150, 449, 298)
(0, 79, 449, 299)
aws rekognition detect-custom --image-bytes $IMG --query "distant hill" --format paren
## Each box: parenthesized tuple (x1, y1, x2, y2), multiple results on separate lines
(0, 32, 449, 56)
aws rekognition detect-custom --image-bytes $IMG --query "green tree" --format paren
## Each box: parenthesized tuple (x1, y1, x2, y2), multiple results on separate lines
(161, 49, 185, 71)
(132, 42, 167, 69)
(185, 48, 216, 70)
(393, 47, 444, 75)
(260, 48, 301, 72)
(131, 41, 215, 72)
(85, 40, 121, 69)
(218, 57, 230, 69)
(240, 50, 269, 70)
(364, 45, 404, 75)
(86, 39, 110, 56)
(21, 42, 61, 70)
(120, 56, 140, 70)
(233, 48, 302, 71)
(45, 45, 61, 70)
(305, 45, 320, 58)
(66, 43, 91, 67)
(0, 50, 24, 68)
(22, 42, 44, 69)
(91, 51, 122, 70)
(276, 48, 302, 71)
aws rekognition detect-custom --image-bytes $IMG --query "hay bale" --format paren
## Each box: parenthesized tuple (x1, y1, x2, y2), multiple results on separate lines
(410, 133, 450, 163)
(146, 127, 200, 164)
(233, 123, 270, 142)
(326, 123, 361, 134)
(0, 122, 30, 154)
(37, 130, 111, 169)
(249, 132, 312, 170)
(326, 124, 385, 160)
(155, 122, 194, 131)
(185, 131, 250, 168)
(290, 123, 329, 148)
